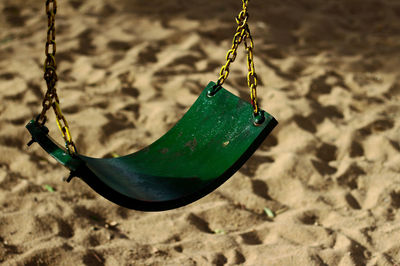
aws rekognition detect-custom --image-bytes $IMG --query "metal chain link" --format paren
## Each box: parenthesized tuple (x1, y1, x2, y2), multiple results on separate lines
(37, 0, 76, 154)
(244, 26, 259, 114)
(216, 1, 248, 86)
(216, 0, 260, 115)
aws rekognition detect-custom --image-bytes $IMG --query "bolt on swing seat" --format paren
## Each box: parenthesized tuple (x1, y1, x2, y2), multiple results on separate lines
(27, 82, 277, 211)
(26, 0, 278, 211)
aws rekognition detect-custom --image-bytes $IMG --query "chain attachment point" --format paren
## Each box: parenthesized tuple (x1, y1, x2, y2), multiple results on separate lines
(253, 111, 265, 126)
(216, 0, 260, 115)
(207, 83, 222, 97)
(38, 0, 76, 154)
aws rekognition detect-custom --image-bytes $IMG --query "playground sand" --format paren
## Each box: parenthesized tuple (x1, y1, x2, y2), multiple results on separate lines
(1, 0, 400, 265)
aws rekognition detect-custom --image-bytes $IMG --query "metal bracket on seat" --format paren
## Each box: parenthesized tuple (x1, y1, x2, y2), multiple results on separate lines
(26, 120, 83, 172)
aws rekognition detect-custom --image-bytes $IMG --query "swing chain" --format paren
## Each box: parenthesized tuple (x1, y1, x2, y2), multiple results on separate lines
(244, 27, 258, 114)
(216, 0, 260, 115)
(37, 0, 76, 154)
(217, 1, 248, 86)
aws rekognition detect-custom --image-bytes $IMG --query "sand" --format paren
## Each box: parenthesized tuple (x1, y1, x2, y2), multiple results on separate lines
(1, 0, 400, 265)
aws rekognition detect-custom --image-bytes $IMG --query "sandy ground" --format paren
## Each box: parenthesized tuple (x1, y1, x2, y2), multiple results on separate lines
(1, 0, 400, 265)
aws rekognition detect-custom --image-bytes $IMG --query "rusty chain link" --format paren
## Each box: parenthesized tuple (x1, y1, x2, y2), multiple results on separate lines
(216, 0, 260, 115)
(37, 0, 76, 154)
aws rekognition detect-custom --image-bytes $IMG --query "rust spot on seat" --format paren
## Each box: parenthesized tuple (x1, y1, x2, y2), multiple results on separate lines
(185, 138, 198, 151)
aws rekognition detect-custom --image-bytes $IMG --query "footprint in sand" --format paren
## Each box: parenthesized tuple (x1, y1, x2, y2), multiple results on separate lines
(186, 213, 213, 234)
(336, 163, 366, 189)
(239, 155, 274, 177)
(356, 118, 395, 137)
(251, 179, 273, 200)
(3, 5, 28, 27)
(240, 231, 263, 245)
(345, 193, 362, 210)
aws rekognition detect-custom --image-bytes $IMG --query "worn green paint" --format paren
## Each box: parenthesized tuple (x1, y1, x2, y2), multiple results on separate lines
(26, 81, 277, 210)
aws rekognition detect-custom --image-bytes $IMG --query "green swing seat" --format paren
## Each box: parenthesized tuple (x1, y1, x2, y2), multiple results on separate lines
(26, 82, 277, 211)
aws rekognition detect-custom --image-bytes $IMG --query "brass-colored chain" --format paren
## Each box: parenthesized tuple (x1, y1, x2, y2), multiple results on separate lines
(216, 0, 259, 114)
(37, 0, 76, 154)
(216, 1, 248, 86)
(243, 26, 258, 114)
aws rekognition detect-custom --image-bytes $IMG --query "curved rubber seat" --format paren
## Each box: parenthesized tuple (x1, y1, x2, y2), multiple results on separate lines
(26, 82, 277, 211)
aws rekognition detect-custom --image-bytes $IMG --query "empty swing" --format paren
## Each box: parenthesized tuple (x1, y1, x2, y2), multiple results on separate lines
(26, 0, 278, 211)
